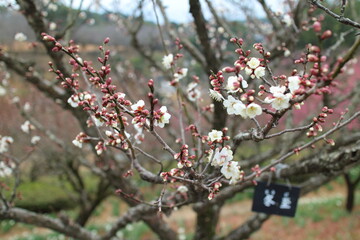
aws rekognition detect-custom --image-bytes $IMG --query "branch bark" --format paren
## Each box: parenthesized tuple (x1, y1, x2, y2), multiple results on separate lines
(0, 208, 100, 240)
(189, 0, 226, 130)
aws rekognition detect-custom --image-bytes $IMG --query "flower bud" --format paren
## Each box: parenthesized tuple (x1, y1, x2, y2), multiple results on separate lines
(104, 37, 110, 44)
(313, 21, 322, 32)
(321, 30, 332, 40)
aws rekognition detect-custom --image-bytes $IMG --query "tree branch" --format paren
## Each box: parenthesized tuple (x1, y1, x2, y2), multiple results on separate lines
(309, 0, 360, 29)
(0, 208, 100, 240)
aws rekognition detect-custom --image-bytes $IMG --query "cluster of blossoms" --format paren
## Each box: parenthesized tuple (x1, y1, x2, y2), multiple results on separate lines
(264, 75, 301, 111)
(160, 168, 185, 182)
(186, 82, 201, 102)
(162, 47, 202, 102)
(244, 57, 266, 79)
(208, 37, 312, 119)
(44, 35, 175, 152)
(207, 130, 244, 185)
(177, 185, 188, 193)
(306, 106, 334, 139)
(162, 54, 174, 69)
(30, 136, 41, 145)
(14, 32, 27, 42)
(20, 121, 41, 145)
(105, 130, 130, 150)
(174, 144, 194, 169)
(0, 85, 6, 96)
(0, 161, 14, 178)
(0, 136, 14, 154)
(95, 141, 106, 155)
(72, 132, 88, 149)
(67, 92, 95, 108)
(223, 95, 262, 119)
(173, 68, 188, 83)
(131, 100, 171, 128)
(20, 121, 35, 134)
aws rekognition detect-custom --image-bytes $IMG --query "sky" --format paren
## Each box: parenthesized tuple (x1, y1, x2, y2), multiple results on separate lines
(68, 0, 286, 23)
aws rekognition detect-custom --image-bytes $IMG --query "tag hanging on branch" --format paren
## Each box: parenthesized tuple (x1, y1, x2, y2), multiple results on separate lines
(251, 181, 300, 217)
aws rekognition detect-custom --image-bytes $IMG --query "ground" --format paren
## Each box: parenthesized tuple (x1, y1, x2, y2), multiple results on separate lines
(1, 181, 359, 240)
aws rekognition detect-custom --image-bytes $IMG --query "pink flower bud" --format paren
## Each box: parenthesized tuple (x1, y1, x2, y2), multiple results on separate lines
(326, 139, 335, 146)
(313, 21, 322, 32)
(307, 54, 319, 62)
(104, 37, 110, 44)
(222, 67, 236, 73)
(321, 30, 332, 40)
(309, 45, 320, 53)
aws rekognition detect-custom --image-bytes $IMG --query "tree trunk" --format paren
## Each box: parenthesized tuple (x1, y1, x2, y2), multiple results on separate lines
(193, 204, 222, 240)
(344, 173, 355, 213)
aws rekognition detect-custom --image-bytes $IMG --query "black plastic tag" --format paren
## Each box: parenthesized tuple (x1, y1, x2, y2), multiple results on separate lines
(251, 181, 300, 217)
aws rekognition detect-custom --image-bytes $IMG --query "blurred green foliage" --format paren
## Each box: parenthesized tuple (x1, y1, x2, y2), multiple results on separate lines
(7, 174, 99, 213)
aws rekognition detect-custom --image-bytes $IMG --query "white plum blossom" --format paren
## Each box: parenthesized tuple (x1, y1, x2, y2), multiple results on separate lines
(0, 86, 6, 96)
(92, 116, 104, 127)
(131, 100, 145, 111)
(11, 97, 20, 104)
(245, 58, 265, 79)
(270, 94, 291, 110)
(79, 11, 87, 19)
(0, 161, 14, 178)
(174, 68, 188, 81)
(288, 76, 301, 93)
(68, 93, 92, 108)
(14, 32, 27, 42)
(210, 147, 233, 167)
(218, 26, 225, 34)
(245, 67, 253, 76)
(96, 147, 103, 155)
(72, 132, 87, 149)
(88, 18, 95, 25)
(226, 76, 241, 93)
(208, 130, 223, 142)
(265, 86, 292, 110)
(223, 96, 246, 117)
(269, 86, 286, 95)
(23, 102, 31, 112)
(247, 58, 261, 69)
(177, 185, 188, 193)
(282, 14, 293, 27)
(0, 136, 14, 153)
(49, 22, 57, 31)
(209, 89, 224, 102)
(72, 139, 82, 148)
(154, 106, 171, 128)
(31, 136, 41, 145)
(284, 49, 291, 57)
(134, 124, 145, 144)
(242, 80, 248, 88)
(187, 82, 201, 101)
(226, 75, 248, 92)
(162, 54, 173, 69)
(105, 130, 113, 137)
(221, 161, 241, 184)
(246, 103, 262, 118)
(254, 66, 266, 79)
(21, 121, 35, 134)
(68, 96, 79, 108)
(48, 3, 58, 11)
